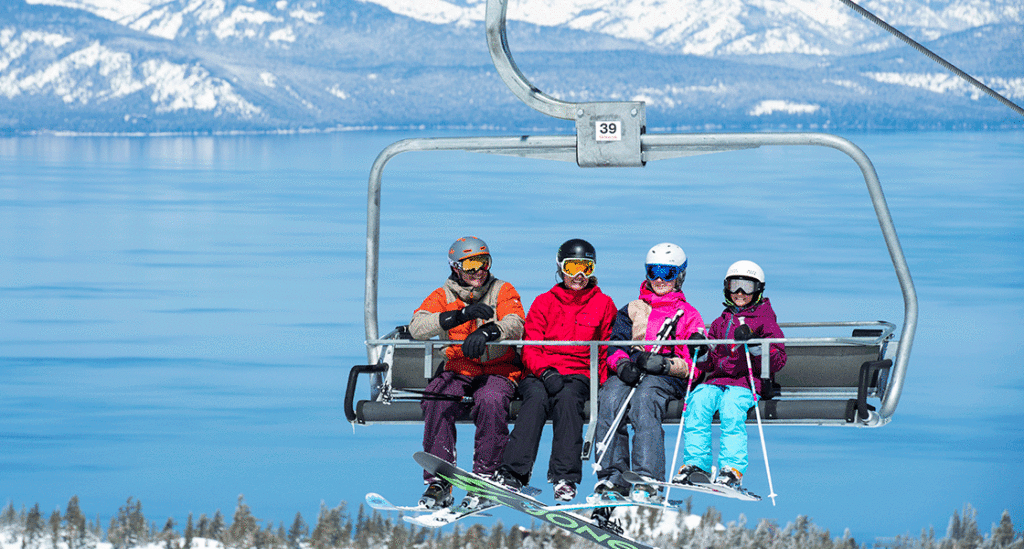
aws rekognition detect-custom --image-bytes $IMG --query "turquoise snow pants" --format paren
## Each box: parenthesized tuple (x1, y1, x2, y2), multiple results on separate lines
(683, 384, 755, 476)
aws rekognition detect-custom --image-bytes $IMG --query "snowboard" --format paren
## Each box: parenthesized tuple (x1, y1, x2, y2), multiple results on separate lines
(622, 470, 761, 502)
(415, 451, 660, 549)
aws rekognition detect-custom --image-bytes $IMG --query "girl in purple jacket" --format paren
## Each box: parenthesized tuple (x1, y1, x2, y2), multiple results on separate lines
(673, 260, 786, 489)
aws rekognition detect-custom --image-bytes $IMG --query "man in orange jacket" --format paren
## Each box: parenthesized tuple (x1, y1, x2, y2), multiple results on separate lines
(409, 236, 526, 510)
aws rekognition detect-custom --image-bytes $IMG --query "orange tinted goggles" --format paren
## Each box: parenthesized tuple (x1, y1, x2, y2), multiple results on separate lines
(457, 254, 491, 274)
(560, 258, 595, 277)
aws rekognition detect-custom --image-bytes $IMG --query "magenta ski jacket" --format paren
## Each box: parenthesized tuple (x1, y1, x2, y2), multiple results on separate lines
(698, 297, 786, 393)
(607, 282, 705, 372)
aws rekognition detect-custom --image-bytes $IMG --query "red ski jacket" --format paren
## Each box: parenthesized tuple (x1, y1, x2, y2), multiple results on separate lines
(521, 281, 617, 384)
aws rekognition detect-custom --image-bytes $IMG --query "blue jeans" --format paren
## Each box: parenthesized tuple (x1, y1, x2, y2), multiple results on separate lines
(683, 384, 754, 475)
(595, 375, 687, 488)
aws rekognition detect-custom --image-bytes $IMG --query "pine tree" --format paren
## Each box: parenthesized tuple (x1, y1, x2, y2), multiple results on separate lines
(64, 496, 89, 549)
(386, 517, 408, 549)
(448, 525, 460, 549)
(287, 513, 308, 549)
(184, 514, 195, 549)
(990, 511, 1017, 549)
(254, 522, 280, 549)
(93, 514, 103, 540)
(752, 518, 778, 549)
(276, 525, 287, 548)
(1, 502, 16, 529)
(210, 511, 225, 543)
(196, 515, 210, 541)
(226, 496, 258, 549)
(48, 510, 61, 549)
(487, 522, 504, 549)
(24, 504, 45, 549)
(108, 497, 148, 549)
(160, 518, 179, 549)
(701, 506, 723, 530)
(311, 503, 344, 549)
(352, 505, 370, 549)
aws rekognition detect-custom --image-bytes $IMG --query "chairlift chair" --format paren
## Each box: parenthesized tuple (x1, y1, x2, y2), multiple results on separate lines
(344, 0, 918, 456)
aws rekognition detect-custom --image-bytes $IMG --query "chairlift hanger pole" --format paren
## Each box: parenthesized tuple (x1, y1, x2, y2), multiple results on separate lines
(361, 0, 917, 426)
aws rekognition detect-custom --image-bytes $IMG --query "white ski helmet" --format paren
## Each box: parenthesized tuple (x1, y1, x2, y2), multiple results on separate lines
(724, 260, 765, 305)
(646, 242, 687, 286)
(725, 260, 764, 283)
(646, 242, 687, 268)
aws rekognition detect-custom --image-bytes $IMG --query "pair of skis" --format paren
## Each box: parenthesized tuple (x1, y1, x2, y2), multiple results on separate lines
(370, 453, 660, 549)
(621, 470, 761, 502)
(366, 492, 500, 528)
(366, 457, 635, 529)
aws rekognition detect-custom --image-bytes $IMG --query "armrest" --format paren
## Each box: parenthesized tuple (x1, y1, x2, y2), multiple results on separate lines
(846, 359, 893, 423)
(344, 364, 388, 423)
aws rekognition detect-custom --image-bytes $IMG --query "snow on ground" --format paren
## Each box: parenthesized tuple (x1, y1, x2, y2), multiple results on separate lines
(24, 0, 163, 24)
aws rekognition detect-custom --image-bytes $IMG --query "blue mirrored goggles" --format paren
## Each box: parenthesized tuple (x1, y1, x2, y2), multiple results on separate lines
(646, 263, 684, 281)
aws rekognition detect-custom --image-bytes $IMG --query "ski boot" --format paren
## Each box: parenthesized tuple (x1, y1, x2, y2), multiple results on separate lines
(492, 467, 523, 492)
(419, 481, 453, 510)
(458, 494, 485, 512)
(715, 467, 743, 488)
(673, 464, 712, 485)
(630, 483, 662, 504)
(553, 479, 577, 502)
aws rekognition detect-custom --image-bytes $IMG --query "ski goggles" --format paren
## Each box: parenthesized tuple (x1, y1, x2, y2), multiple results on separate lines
(456, 254, 491, 274)
(727, 278, 758, 295)
(646, 263, 683, 282)
(560, 258, 595, 277)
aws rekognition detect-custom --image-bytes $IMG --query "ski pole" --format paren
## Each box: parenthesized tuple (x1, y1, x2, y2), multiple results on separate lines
(740, 319, 778, 506)
(592, 375, 641, 473)
(665, 357, 697, 503)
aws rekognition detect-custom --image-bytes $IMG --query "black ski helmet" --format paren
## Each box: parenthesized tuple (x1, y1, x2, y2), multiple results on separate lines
(556, 238, 596, 264)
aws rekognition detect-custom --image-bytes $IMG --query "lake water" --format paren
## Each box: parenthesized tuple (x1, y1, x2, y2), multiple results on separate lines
(1, 130, 1022, 543)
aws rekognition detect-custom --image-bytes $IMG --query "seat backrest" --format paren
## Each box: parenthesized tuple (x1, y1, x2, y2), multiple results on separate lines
(387, 340, 883, 391)
(390, 346, 445, 390)
(775, 344, 882, 388)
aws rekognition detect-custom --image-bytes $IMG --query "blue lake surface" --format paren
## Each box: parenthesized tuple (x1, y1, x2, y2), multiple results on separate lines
(1, 130, 1022, 543)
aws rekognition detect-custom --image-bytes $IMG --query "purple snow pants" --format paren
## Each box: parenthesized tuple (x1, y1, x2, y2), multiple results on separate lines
(421, 371, 515, 484)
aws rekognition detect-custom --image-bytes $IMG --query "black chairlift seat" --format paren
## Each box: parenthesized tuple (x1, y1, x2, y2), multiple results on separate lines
(344, 322, 896, 427)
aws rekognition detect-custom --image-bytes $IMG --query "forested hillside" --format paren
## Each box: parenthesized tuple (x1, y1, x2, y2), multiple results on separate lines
(1, 496, 1020, 549)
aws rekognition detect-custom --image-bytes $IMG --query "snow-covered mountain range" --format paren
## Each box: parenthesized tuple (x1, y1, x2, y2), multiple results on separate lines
(1, 0, 1021, 133)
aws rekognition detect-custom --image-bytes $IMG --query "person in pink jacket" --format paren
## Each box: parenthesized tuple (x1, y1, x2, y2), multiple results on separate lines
(493, 239, 617, 502)
(593, 242, 706, 504)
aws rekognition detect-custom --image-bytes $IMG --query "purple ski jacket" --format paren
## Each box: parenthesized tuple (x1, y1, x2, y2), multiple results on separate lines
(698, 297, 786, 393)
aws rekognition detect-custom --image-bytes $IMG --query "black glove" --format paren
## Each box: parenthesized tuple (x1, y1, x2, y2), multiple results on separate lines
(540, 368, 564, 395)
(462, 323, 501, 359)
(687, 332, 709, 361)
(462, 302, 494, 321)
(438, 302, 495, 330)
(616, 358, 642, 387)
(734, 324, 757, 341)
(636, 352, 671, 375)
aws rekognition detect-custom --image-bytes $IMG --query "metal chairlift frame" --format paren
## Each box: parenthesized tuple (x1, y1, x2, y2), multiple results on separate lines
(352, 0, 918, 444)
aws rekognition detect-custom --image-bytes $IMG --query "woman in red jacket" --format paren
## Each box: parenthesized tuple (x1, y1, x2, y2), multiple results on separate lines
(494, 239, 617, 502)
